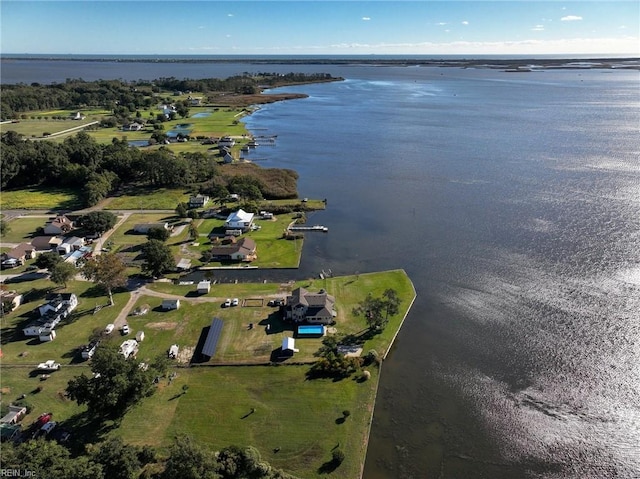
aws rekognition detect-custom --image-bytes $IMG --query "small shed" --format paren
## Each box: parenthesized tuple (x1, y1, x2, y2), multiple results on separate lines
(162, 299, 180, 310)
(39, 330, 56, 343)
(0, 405, 27, 425)
(282, 337, 298, 354)
(168, 344, 179, 359)
(197, 280, 211, 294)
(136, 331, 145, 342)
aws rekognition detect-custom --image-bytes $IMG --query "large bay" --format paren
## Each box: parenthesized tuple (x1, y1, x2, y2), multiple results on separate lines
(3, 60, 640, 478)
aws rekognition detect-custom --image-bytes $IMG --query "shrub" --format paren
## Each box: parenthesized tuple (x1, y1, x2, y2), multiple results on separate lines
(332, 448, 345, 465)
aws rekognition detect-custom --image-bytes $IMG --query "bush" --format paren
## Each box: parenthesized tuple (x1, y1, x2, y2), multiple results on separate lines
(332, 448, 345, 465)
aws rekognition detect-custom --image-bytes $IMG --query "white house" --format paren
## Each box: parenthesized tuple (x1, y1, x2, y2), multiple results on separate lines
(285, 287, 336, 324)
(162, 299, 180, 310)
(57, 237, 85, 255)
(38, 293, 78, 317)
(122, 122, 144, 131)
(224, 209, 254, 232)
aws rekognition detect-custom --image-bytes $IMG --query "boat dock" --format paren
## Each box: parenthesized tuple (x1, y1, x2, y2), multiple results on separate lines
(289, 225, 329, 232)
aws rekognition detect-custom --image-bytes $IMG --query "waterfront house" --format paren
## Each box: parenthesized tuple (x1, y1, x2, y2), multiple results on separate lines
(224, 209, 254, 232)
(209, 237, 257, 262)
(44, 215, 74, 235)
(284, 287, 336, 324)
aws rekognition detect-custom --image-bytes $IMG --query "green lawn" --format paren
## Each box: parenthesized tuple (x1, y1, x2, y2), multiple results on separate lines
(104, 188, 191, 210)
(0, 187, 82, 210)
(115, 365, 377, 478)
(0, 216, 51, 243)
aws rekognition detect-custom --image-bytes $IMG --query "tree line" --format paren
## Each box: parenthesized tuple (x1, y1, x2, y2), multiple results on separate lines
(1, 73, 338, 119)
(1, 131, 297, 207)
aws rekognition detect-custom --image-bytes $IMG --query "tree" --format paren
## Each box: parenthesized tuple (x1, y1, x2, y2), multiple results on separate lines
(91, 437, 141, 479)
(82, 253, 127, 306)
(188, 221, 199, 241)
(50, 262, 76, 288)
(66, 344, 157, 419)
(161, 435, 219, 479)
(141, 239, 174, 278)
(0, 219, 10, 237)
(352, 288, 401, 332)
(331, 448, 345, 466)
(147, 226, 171, 242)
(175, 202, 188, 218)
(36, 251, 63, 271)
(78, 211, 118, 236)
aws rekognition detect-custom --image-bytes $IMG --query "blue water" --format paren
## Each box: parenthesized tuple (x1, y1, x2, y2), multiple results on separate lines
(127, 140, 149, 147)
(191, 112, 211, 118)
(297, 325, 324, 336)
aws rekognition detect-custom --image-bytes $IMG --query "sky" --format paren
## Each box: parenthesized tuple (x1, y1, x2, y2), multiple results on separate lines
(1, 1, 638, 56)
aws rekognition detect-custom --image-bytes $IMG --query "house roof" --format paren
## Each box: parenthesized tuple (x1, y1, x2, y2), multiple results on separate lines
(7, 243, 35, 259)
(210, 237, 256, 257)
(225, 209, 254, 224)
(46, 215, 73, 230)
(31, 236, 57, 251)
(290, 287, 335, 309)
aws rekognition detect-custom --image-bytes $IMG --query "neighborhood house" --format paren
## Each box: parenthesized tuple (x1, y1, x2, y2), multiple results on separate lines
(44, 215, 74, 235)
(284, 287, 336, 324)
(224, 209, 254, 233)
(188, 195, 210, 208)
(23, 293, 78, 338)
(209, 237, 257, 262)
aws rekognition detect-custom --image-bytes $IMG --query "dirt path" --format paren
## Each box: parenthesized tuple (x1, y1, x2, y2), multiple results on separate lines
(92, 212, 130, 256)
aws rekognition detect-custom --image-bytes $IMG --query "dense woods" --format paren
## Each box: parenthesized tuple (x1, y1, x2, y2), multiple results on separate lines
(0, 131, 299, 207)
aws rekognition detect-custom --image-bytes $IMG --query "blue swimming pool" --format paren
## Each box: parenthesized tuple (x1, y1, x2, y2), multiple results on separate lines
(297, 325, 325, 336)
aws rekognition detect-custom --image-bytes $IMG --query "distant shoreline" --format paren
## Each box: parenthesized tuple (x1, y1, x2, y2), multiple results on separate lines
(2, 55, 639, 70)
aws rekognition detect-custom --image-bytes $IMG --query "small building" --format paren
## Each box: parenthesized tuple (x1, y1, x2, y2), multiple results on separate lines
(201, 318, 223, 361)
(162, 299, 180, 310)
(197, 280, 211, 294)
(188, 194, 210, 208)
(0, 291, 23, 312)
(44, 215, 74, 235)
(30, 236, 59, 252)
(281, 337, 298, 356)
(80, 341, 99, 359)
(0, 405, 27, 425)
(70, 112, 85, 120)
(39, 329, 57, 342)
(119, 339, 138, 359)
(122, 122, 144, 131)
(176, 258, 192, 271)
(136, 331, 145, 342)
(133, 222, 170, 234)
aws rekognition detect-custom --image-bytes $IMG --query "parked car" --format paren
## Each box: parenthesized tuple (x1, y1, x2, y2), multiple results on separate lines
(223, 298, 231, 308)
(121, 324, 130, 335)
(231, 298, 239, 307)
(104, 323, 115, 334)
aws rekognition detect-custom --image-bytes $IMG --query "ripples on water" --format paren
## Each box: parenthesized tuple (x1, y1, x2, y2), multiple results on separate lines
(244, 68, 640, 478)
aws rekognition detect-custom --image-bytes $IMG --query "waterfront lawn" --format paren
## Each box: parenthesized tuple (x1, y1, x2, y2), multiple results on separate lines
(104, 188, 191, 210)
(106, 213, 178, 249)
(0, 187, 82, 210)
(188, 214, 302, 268)
(115, 365, 377, 479)
(0, 216, 52, 243)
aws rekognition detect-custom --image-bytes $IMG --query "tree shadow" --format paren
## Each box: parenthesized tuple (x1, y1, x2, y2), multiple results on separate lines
(317, 460, 340, 474)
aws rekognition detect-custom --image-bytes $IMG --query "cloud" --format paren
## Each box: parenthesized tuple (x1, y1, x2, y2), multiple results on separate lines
(362, 17, 371, 21)
(462, 21, 469, 25)
(227, 13, 234, 17)
(437, 22, 447, 26)
(531, 25, 545, 31)
(561, 15, 583, 22)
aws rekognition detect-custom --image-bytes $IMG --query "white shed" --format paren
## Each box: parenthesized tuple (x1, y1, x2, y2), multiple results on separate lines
(162, 299, 180, 310)
(282, 337, 298, 353)
(197, 280, 211, 294)
(136, 331, 145, 342)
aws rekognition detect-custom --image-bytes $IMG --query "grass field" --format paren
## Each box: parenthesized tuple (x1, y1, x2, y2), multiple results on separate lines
(115, 365, 378, 478)
(0, 216, 53, 243)
(104, 188, 191, 210)
(0, 187, 82, 210)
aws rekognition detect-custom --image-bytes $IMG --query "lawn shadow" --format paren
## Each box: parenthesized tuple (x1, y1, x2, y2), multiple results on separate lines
(258, 312, 290, 335)
(317, 460, 340, 474)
